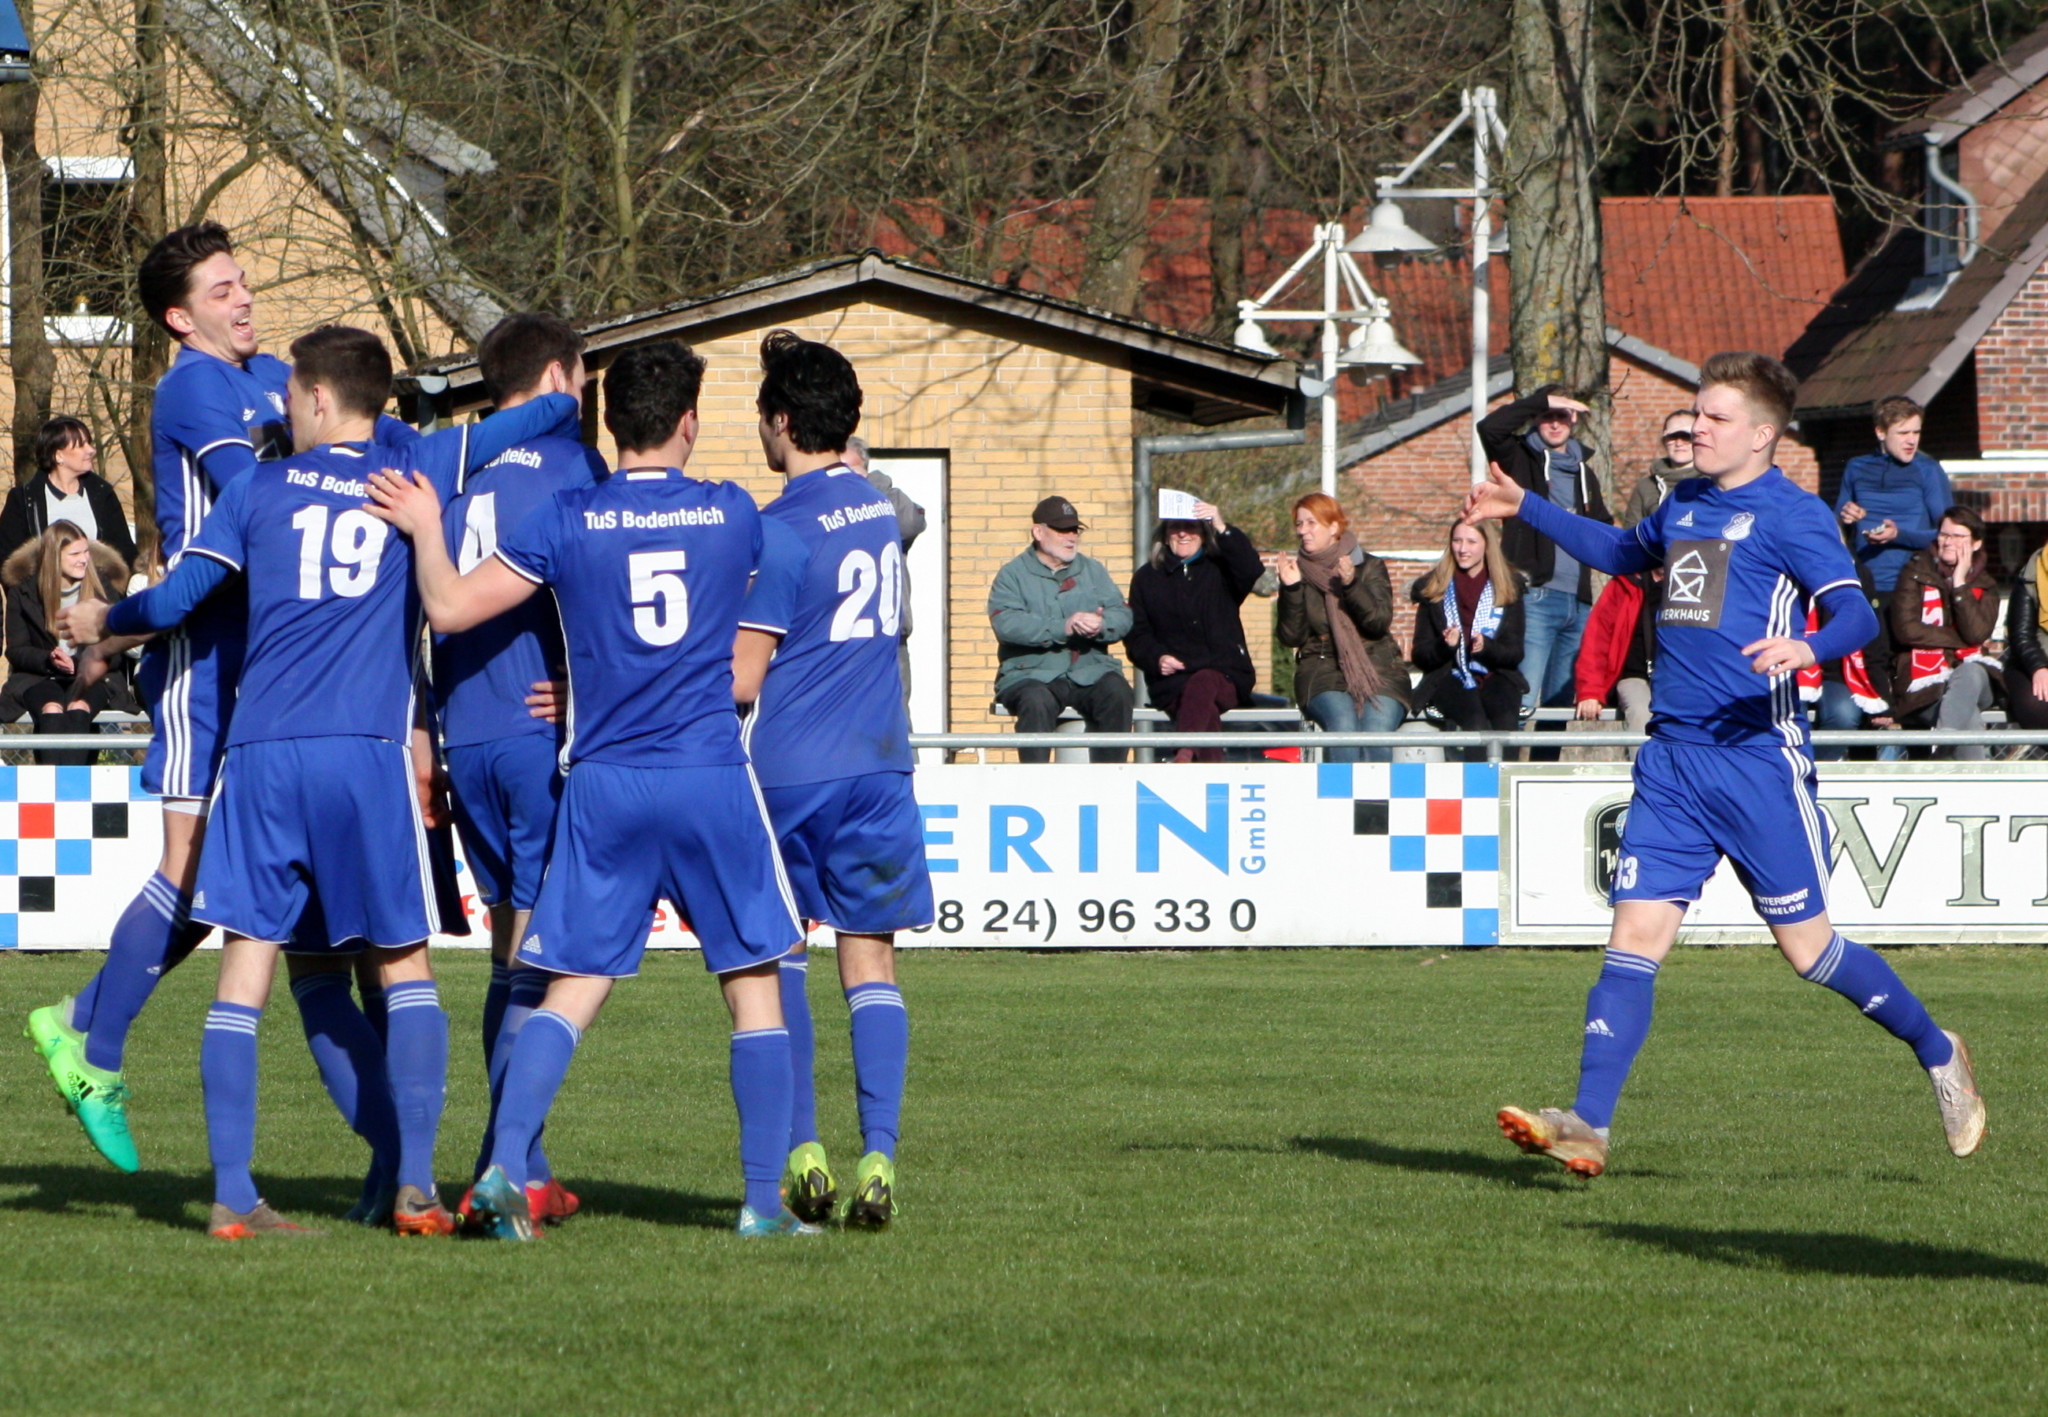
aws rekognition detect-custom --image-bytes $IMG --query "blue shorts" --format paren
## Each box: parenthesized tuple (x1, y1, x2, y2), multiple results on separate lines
(137, 619, 243, 801)
(195, 736, 437, 951)
(519, 760, 801, 978)
(445, 734, 562, 910)
(1611, 738, 1831, 924)
(762, 771, 934, 935)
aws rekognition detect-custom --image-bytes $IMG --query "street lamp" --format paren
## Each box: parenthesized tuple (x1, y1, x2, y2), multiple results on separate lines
(1234, 224, 1419, 498)
(1360, 85, 1508, 486)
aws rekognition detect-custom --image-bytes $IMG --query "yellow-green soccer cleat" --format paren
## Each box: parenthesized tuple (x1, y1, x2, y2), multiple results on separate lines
(781, 1141, 838, 1226)
(844, 1151, 896, 1228)
(25, 1000, 82, 1083)
(28, 1007, 140, 1174)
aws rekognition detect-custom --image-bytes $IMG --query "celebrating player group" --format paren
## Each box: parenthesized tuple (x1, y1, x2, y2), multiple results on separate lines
(21, 222, 929, 1241)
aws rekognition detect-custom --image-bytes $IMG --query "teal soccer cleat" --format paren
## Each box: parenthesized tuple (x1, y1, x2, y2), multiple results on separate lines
(736, 1205, 824, 1238)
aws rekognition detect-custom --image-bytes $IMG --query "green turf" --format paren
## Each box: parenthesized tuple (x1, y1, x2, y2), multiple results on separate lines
(2, 946, 2044, 1415)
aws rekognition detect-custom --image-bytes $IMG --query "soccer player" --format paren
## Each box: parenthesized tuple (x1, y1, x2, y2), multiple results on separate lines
(67, 327, 575, 1237)
(1464, 351, 1984, 1177)
(434, 312, 605, 1229)
(731, 331, 932, 1228)
(365, 340, 810, 1242)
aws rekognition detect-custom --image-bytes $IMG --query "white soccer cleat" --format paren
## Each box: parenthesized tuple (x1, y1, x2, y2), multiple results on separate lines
(1927, 1029, 1985, 1158)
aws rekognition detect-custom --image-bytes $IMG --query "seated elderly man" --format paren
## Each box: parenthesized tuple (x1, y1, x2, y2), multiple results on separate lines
(987, 496, 1134, 763)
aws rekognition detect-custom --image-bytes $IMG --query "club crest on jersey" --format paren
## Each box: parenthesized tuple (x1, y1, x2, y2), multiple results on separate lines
(1722, 512, 1755, 541)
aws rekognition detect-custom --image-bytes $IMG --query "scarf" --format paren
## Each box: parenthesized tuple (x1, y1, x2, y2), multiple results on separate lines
(1797, 604, 1885, 712)
(1903, 578, 1983, 696)
(1526, 430, 1586, 482)
(1442, 570, 1501, 690)
(1298, 531, 1381, 706)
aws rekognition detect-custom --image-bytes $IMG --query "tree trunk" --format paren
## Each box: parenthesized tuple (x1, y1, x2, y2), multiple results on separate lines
(1506, 0, 1609, 454)
(126, 0, 170, 538)
(1077, 0, 1186, 314)
(1206, 33, 1267, 338)
(0, 1, 52, 486)
(1716, 0, 1739, 197)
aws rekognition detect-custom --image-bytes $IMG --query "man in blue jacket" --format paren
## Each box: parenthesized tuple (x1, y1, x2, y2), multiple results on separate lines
(1835, 395, 1953, 597)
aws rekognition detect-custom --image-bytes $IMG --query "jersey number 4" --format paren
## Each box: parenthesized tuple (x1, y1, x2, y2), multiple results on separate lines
(291, 505, 386, 599)
(829, 543, 903, 642)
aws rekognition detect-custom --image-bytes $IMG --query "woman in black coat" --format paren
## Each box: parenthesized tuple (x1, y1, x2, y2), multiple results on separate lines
(0, 416, 137, 569)
(1409, 519, 1528, 738)
(1124, 501, 1264, 763)
(5, 520, 132, 763)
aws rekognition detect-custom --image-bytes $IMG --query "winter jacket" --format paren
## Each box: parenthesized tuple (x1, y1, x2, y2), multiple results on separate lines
(1408, 574, 1528, 707)
(987, 547, 1134, 695)
(2004, 550, 2048, 680)
(4, 536, 132, 687)
(1476, 386, 1612, 602)
(1620, 459, 1706, 529)
(1886, 545, 2001, 717)
(1275, 546, 1411, 709)
(1124, 526, 1263, 710)
(0, 471, 137, 570)
(1574, 572, 1658, 707)
(1834, 449, 1953, 594)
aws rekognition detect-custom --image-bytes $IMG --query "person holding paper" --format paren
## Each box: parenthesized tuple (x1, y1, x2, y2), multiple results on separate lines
(1125, 500, 1262, 763)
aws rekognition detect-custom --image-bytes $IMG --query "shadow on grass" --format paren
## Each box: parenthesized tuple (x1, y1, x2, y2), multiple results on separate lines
(559, 1178, 735, 1232)
(1575, 1222, 2048, 1284)
(1290, 1136, 1579, 1191)
(0, 1164, 359, 1232)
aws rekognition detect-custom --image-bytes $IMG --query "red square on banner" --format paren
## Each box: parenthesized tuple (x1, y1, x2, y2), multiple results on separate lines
(1425, 799, 1461, 835)
(18, 803, 54, 838)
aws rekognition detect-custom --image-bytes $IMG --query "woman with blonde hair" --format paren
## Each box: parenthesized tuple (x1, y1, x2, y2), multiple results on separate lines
(4, 520, 130, 763)
(1276, 492, 1408, 762)
(1409, 518, 1527, 739)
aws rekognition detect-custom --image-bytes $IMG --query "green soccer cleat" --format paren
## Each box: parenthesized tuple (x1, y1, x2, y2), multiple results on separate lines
(25, 999, 83, 1077)
(781, 1141, 838, 1226)
(843, 1151, 896, 1228)
(32, 1018, 140, 1175)
(735, 1204, 824, 1238)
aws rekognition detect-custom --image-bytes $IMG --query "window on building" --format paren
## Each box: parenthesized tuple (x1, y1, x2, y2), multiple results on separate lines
(41, 156, 132, 343)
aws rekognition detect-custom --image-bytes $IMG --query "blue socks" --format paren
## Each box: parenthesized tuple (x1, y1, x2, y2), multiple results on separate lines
(77, 872, 208, 1072)
(846, 983, 908, 1158)
(288, 973, 399, 1196)
(731, 1028, 793, 1216)
(383, 980, 448, 1195)
(358, 979, 387, 1042)
(482, 962, 513, 1073)
(476, 970, 552, 1184)
(201, 1003, 263, 1212)
(1571, 949, 1659, 1132)
(781, 955, 817, 1150)
(1801, 933, 1953, 1068)
(492, 1009, 580, 1192)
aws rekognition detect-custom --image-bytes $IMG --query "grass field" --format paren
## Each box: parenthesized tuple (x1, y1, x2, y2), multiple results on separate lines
(2, 945, 2045, 1415)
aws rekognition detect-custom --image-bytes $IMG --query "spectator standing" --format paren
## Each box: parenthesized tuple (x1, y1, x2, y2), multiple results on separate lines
(1125, 501, 1262, 763)
(988, 495, 1134, 763)
(0, 417, 138, 568)
(2002, 536, 2048, 732)
(1574, 568, 1663, 736)
(1409, 519, 1526, 737)
(1276, 492, 1408, 763)
(1836, 396, 1953, 599)
(1888, 507, 2000, 759)
(1619, 410, 1703, 528)
(1476, 385, 1610, 712)
(844, 435, 925, 707)
(4, 520, 130, 763)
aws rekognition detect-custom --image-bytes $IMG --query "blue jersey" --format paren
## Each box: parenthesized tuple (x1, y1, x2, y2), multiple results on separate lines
(495, 469, 762, 769)
(434, 432, 604, 748)
(741, 465, 912, 787)
(151, 345, 293, 562)
(1631, 468, 1861, 748)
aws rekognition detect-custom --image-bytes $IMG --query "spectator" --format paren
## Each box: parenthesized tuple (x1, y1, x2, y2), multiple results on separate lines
(1800, 565, 1893, 762)
(0, 417, 138, 569)
(1276, 492, 1408, 763)
(844, 434, 925, 707)
(1574, 568, 1663, 736)
(2003, 534, 2048, 733)
(1125, 501, 1262, 763)
(1619, 409, 1703, 528)
(1889, 506, 2000, 760)
(4, 520, 131, 764)
(988, 495, 1134, 763)
(1836, 395, 1953, 600)
(1476, 385, 1610, 712)
(1409, 520, 1526, 744)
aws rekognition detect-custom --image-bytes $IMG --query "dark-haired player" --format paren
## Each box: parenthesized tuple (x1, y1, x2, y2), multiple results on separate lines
(67, 327, 575, 1237)
(368, 340, 811, 1241)
(435, 312, 605, 1230)
(1464, 351, 1983, 1176)
(733, 330, 931, 1227)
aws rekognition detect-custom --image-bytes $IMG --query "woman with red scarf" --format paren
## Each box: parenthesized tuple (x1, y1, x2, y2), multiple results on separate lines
(1276, 493, 1409, 763)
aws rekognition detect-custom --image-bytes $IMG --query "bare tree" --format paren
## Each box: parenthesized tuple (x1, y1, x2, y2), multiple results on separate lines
(2, 0, 51, 482)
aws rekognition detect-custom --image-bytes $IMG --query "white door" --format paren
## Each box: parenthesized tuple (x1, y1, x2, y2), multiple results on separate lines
(866, 452, 948, 746)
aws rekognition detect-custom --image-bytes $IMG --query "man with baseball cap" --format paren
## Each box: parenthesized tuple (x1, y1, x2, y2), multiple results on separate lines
(986, 496, 1134, 762)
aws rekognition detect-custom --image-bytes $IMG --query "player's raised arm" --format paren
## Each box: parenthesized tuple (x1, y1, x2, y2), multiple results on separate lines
(364, 469, 537, 632)
(1468, 459, 1656, 578)
(397, 391, 582, 497)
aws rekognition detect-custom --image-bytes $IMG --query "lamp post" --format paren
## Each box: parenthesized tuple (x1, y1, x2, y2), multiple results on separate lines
(1234, 224, 1419, 498)
(1347, 85, 1508, 487)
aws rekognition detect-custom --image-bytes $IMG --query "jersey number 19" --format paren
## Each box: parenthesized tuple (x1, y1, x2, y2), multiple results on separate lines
(291, 504, 386, 600)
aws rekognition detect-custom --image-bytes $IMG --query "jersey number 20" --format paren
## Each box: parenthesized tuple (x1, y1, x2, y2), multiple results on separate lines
(630, 550, 689, 645)
(829, 543, 903, 642)
(291, 505, 386, 599)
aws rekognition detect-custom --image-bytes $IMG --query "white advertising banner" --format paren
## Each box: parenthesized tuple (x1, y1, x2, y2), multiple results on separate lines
(1503, 761, 2048, 945)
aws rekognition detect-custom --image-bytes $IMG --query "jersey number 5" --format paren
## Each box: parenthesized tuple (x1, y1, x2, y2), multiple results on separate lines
(629, 549, 690, 645)
(829, 543, 903, 642)
(291, 505, 386, 599)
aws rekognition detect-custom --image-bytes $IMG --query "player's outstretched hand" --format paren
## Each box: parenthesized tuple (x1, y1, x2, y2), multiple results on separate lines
(526, 679, 566, 723)
(364, 469, 443, 539)
(1740, 635, 1816, 676)
(1462, 462, 1525, 525)
(60, 598, 110, 646)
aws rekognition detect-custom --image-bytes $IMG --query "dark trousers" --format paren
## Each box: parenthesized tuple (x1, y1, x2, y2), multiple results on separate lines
(2005, 664, 2048, 731)
(999, 673, 1134, 763)
(19, 674, 109, 766)
(1420, 672, 1522, 732)
(1164, 669, 1239, 763)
